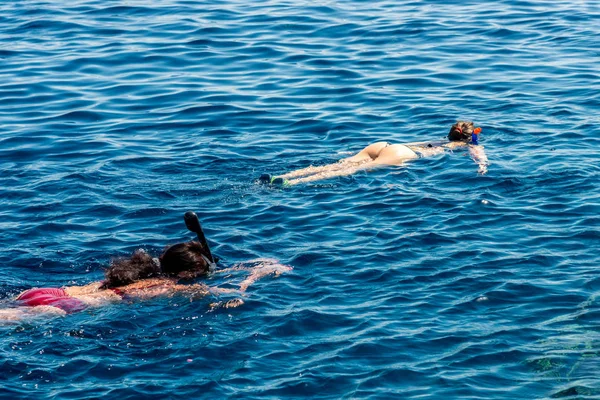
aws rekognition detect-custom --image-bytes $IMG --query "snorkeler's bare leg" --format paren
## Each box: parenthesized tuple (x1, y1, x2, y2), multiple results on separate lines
(283, 144, 419, 184)
(277, 162, 350, 180)
(371, 144, 419, 166)
(276, 142, 390, 180)
(0, 306, 66, 321)
(274, 144, 421, 185)
(284, 162, 376, 185)
(277, 155, 372, 180)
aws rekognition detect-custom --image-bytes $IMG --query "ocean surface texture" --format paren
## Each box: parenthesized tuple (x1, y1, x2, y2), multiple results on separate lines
(1, 0, 599, 398)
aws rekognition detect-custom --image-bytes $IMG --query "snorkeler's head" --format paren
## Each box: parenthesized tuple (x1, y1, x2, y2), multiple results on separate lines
(448, 121, 475, 141)
(159, 241, 211, 279)
(101, 242, 210, 288)
(102, 249, 161, 289)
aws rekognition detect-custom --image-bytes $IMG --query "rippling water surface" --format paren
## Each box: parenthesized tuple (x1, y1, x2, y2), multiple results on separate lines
(1, 0, 599, 398)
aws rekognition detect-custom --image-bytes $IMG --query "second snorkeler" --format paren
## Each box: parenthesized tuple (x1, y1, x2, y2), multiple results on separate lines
(260, 121, 489, 186)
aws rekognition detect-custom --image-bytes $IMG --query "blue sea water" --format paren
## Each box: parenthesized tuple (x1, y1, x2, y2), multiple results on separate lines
(1, 0, 599, 398)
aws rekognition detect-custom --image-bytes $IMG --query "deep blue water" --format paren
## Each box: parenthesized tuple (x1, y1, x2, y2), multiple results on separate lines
(1, 0, 599, 398)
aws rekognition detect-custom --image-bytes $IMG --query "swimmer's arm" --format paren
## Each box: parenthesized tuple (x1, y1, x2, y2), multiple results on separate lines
(214, 260, 292, 292)
(442, 141, 488, 174)
(238, 261, 293, 292)
(214, 265, 248, 274)
(469, 145, 489, 175)
(215, 259, 291, 275)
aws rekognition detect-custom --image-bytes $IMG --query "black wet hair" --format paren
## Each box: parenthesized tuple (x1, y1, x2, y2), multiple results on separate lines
(159, 241, 211, 279)
(101, 249, 160, 289)
(101, 242, 211, 289)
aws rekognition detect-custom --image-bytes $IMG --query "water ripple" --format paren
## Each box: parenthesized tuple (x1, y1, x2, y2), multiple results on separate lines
(1, 0, 600, 398)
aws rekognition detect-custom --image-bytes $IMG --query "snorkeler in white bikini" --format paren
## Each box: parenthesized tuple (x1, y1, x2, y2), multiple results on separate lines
(259, 121, 489, 186)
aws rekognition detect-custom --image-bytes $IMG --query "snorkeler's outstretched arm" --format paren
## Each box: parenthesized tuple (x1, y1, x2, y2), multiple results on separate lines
(215, 259, 292, 292)
(440, 141, 488, 174)
(238, 260, 293, 292)
(178, 262, 292, 309)
(469, 145, 489, 175)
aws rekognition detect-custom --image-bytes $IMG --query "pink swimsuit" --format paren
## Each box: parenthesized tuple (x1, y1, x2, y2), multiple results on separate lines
(17, 288, 87, 313)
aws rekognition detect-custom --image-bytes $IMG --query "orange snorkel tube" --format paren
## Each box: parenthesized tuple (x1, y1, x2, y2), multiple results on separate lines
(471, 127, 482, 145)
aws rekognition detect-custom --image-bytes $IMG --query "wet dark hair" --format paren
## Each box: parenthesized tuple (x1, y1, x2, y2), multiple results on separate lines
(159, 241, 210, 279)
(100, 242, 210, 289)
(101, 249, 160, 289)
(448, 121, 474, 141)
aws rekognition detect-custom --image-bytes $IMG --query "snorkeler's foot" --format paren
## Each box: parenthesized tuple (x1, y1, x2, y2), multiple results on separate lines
(270, 177, 290, 186)
(258, 174, 290, 186)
